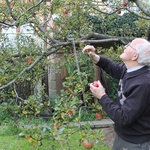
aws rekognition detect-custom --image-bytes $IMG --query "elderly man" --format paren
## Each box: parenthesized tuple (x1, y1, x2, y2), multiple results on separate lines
(82, 38, 150, 150)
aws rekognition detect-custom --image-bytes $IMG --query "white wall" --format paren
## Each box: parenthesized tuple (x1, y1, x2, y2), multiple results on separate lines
(1, 24, 44, 50)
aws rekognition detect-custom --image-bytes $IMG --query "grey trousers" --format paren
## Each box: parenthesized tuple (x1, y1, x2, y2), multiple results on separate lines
(112, 134, 150, 150)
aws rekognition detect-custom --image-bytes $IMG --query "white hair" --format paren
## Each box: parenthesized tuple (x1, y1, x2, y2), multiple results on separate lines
(134, 39, 150, 66)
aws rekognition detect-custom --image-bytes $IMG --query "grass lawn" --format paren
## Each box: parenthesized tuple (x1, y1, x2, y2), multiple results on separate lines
(0, 129, 111, 150)
(0, 116, 112, 150)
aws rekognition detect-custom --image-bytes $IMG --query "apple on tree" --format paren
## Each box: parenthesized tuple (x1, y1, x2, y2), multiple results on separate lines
(68, 110, 73, 115)
(117, 10, 121, 14)
(122, 1, 128, 6)
(63, 9, 69, 14)
(28, 58, 32, 64)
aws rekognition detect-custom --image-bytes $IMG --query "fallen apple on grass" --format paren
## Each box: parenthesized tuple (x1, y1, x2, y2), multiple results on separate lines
(82, 140, 94, 149)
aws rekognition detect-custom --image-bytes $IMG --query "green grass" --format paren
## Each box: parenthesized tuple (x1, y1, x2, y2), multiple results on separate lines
(0, 116, 112, 150)
(0, 135, 111, 150)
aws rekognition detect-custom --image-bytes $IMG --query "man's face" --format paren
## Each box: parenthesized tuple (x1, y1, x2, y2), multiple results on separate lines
(120, 41, 137, 62)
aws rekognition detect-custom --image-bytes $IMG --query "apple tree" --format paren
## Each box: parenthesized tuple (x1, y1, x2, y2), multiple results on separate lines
(0, 0, 150, 148)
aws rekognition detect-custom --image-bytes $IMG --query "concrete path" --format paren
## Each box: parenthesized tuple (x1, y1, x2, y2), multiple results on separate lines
(69, 118, 114, 129)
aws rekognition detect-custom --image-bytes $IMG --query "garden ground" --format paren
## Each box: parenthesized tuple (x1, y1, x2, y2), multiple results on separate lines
(0, 119, 114, 150)
(101, 126, 115, 147)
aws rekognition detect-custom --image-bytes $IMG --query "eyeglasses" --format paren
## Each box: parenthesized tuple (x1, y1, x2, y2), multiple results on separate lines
(126, 42, 137, 51)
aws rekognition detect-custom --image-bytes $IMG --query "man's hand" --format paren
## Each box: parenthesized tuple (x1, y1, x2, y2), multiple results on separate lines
(82, 45, 95, 54)
(82, 45, 100, 63)
(89, 80, 106, 99)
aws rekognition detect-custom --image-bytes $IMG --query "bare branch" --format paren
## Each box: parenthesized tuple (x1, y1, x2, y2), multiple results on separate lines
(81, 33, 135, 44)
(81, 33, 117, 40)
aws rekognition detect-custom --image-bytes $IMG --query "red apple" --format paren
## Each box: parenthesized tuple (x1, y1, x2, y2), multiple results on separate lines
(117, 10, 121, 14)
(122, 1, 128, 6)
(83, 140, 94, 149)
(92, 81, 99, 87)
(63, 9, 69, 14)
(28, 59, 32, 64)
(95, 113, 103, 119)
(68, 110, 73, 115)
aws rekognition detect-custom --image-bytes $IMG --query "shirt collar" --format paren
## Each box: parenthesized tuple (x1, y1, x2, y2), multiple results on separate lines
(127, 66, 145, 73)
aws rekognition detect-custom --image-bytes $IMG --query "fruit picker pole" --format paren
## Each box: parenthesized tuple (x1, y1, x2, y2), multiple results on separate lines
(72, 39, 81, 75)
(70, 38, 87, 107)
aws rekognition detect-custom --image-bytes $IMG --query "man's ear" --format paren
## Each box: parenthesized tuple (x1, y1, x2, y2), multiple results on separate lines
(132, 53, 139, 61)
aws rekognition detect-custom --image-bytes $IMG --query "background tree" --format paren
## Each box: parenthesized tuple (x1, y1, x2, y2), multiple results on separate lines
(0, 0, 150, 90)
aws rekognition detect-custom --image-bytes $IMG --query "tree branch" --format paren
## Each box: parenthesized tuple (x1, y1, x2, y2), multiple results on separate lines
(134, 0, 150, 16)
(0, 53, 44, 90)
(126, 8, 150, 20)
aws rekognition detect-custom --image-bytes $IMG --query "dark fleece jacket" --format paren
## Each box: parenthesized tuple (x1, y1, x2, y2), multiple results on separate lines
(97, 56, 150, 144)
